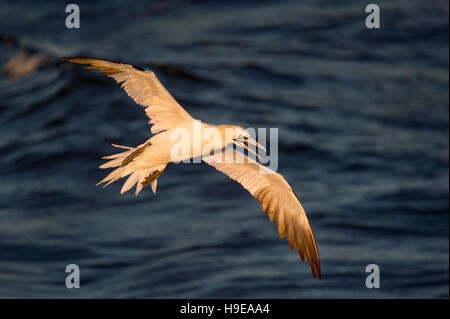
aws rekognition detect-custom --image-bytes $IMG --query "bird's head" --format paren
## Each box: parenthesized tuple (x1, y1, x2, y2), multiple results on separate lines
(219, 125, 266, 160)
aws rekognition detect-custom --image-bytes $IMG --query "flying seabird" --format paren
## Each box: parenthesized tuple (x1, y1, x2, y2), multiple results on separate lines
(63, 57, 321, 279)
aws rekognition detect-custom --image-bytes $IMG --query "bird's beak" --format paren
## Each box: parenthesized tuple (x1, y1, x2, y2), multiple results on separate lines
(236, 136, 266, 160)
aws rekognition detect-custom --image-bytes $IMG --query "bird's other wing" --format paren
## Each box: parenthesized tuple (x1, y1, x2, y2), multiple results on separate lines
(203, 149, 321, 279)
(63, 57, 193, 133)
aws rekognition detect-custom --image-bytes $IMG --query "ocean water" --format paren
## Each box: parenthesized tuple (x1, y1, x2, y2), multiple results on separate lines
(0, 0, 448, 298)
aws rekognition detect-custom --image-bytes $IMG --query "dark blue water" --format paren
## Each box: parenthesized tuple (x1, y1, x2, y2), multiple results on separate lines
(0, 0, 448, 298)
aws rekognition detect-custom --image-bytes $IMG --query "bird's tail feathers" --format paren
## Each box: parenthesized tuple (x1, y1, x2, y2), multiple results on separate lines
(97, 143, 165, 195)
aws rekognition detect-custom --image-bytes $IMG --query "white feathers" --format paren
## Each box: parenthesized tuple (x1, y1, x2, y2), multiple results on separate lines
(151, 180, 157, 193)
(97, 144, 164, 196)
(63, 58, 193, 134)
(120, 171, 141, 194)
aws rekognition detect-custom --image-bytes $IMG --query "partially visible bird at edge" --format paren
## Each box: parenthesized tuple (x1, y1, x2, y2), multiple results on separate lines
(63, 57, 321, 279)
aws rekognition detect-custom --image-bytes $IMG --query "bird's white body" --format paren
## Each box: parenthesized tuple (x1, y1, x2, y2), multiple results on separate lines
(64, 57, 321, 279)
(100, 120, 245, 194)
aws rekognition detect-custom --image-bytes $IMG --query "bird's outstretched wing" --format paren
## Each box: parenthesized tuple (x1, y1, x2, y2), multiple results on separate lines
(63, 57, 193, 133)
(203, 149, 321, 279)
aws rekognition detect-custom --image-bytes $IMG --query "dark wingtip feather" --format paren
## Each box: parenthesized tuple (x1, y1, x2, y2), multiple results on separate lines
(311, 261, 322, 279)
(60, 57, 86, 64)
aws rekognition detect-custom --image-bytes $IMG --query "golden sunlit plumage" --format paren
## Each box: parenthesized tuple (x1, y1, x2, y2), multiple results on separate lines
(64, 57, 321, 279)
(203, 150, 321, 278)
